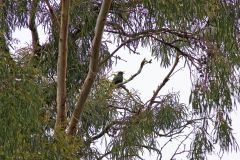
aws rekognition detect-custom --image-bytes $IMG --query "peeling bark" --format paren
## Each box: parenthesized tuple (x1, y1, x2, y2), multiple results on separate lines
(55, 0, 70, 131)
(68, 0, 113, 135)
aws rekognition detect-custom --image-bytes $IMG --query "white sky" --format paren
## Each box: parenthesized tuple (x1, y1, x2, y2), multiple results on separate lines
(12, 27, 240, 160)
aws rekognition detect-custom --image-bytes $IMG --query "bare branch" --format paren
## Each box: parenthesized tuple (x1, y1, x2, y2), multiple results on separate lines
(146, 54, 179, 110)
(170, 130, 194, 160)
(116, 58, 152, 87)
(45, 0, 60, 31)
(68, 0, 113, 135)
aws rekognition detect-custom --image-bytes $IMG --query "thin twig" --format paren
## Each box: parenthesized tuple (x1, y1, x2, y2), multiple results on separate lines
(99, 36, 146, 67)
(170, 130, 194, 160)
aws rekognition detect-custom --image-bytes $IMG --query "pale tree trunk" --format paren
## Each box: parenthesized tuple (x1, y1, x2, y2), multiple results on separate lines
(68, 0, 113, 135)
(55, 0, 70, 131)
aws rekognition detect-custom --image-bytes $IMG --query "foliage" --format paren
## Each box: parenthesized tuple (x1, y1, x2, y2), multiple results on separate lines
(0, 0, 240, 159)
(0, 53, 44, 158)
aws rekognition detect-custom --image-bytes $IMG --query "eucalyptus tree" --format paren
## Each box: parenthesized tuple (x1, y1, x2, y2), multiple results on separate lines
(0, 0, 239, 159)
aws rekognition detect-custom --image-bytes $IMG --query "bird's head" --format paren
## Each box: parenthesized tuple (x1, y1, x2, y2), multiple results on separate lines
(117, 71, 124, 76)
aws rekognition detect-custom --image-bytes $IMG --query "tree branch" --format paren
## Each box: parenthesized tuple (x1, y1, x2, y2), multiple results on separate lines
(97, 151, 112, 160)
(105, 25, 195, 40)
(45, 0, 60, 31)
(170, 130, 194, 160)
(116, 58, 152, 87)
(108, 104, 136, 114)
(68, 0, 113, 135)
(99, 36, 145, 67)
(150, 35, 196, 62)
(120, 85, 143, 109)
(146, 54, 179, 110)
(140, 145, 162, 158)
(29, 0, 40, 56)
(88, 120, 124, 142)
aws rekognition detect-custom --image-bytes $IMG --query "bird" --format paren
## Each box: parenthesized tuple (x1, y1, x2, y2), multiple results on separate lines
(113, 71, 124, 85)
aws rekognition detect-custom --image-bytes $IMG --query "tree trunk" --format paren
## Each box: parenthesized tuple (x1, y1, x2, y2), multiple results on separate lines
(68, 0, 113, 135)
(55, 0, 70, 131)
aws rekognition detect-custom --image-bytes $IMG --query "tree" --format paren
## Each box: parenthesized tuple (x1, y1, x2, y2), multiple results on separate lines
(0, 0, 239, 159)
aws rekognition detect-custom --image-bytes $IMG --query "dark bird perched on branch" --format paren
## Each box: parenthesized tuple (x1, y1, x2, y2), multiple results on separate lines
(113, 71, 124, 84)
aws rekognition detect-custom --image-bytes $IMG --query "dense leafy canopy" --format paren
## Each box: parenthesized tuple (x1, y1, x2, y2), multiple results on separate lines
(0, 0, 239, 159)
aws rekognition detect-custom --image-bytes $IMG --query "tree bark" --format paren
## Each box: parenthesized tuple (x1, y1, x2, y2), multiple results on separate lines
(68, 0, 113, 135)
(55, 0, 70, 131)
